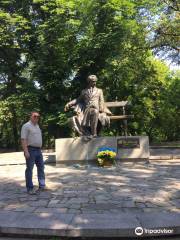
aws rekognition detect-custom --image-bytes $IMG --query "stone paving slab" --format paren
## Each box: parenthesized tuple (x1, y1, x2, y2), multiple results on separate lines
(0, 211, 179, 238)
(0, 210, 73, 237)
(137, 212, 180, 229)
(0, 211, 139, 237)
(0, 157, 180, 238)
(67, 213, 140, 237)
(137, 212, 180, 237)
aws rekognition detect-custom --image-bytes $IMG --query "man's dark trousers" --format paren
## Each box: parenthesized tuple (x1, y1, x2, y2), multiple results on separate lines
(25, 146, 45, 191)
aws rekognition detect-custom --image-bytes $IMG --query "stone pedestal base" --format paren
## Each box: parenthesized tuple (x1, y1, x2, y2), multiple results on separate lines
(55, 136, 149, 162)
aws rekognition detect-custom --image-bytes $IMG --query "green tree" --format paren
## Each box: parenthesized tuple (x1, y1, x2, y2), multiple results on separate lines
(0, 0, 38, 149)
(150, 0, 180, 64)
(0, 0, 179, 149)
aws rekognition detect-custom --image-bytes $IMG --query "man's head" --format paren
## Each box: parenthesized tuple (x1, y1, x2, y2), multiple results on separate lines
(87, 75, 97, 87)
(30, 111, 40, 125)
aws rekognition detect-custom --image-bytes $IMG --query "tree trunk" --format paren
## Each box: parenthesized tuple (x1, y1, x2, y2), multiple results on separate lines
(11, 108, 19, 151)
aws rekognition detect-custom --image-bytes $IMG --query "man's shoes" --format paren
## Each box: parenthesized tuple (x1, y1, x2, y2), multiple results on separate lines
(27, 189, 37, 195)
(38, 186, 49, 192)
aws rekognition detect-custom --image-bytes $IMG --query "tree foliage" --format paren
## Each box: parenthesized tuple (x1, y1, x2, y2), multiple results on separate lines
(0, 0, 179, 149)
(151, 0, 180, 64)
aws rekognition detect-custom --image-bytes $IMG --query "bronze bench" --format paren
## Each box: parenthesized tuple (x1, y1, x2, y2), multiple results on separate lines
(105, 101, 134, 136)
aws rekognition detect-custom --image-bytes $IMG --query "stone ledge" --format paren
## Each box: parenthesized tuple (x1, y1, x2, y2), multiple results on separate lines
(0, 211, 73, 237)
(0, 210, 179, 238)
(149, 155, 173, 160)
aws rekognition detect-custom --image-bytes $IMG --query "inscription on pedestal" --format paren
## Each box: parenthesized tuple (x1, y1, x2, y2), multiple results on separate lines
(117, 137, 140, 148)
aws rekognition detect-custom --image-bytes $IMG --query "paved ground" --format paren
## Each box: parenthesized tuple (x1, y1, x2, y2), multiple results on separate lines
(0, 151, 180, 238)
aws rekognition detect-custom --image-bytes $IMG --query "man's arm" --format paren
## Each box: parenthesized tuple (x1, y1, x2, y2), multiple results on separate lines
(21, 125, 30, 159)
(21, 139, 30, 159)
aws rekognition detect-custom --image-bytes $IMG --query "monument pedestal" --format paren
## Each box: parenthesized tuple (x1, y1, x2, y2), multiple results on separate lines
(55, 136, 149, 163)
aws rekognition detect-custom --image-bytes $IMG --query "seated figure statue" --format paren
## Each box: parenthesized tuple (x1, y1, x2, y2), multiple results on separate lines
(64, 75, 112, 137)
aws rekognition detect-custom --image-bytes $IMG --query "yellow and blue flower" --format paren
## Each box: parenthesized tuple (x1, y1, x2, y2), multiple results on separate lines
(97, 147, 117, 166)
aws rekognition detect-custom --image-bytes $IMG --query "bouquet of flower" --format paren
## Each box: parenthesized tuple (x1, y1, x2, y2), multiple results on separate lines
(97, 147, 117, 166)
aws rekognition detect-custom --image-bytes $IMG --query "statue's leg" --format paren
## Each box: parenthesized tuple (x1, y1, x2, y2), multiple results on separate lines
(97, 120, 102, 136)
(90, 108, 99, 136)
(70, 116, 83, 136)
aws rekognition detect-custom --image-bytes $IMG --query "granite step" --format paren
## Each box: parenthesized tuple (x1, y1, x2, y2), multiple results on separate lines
(0, 211, 179, 238)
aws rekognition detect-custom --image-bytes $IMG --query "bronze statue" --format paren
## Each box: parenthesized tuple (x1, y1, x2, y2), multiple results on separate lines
(64, 75, 112, 138)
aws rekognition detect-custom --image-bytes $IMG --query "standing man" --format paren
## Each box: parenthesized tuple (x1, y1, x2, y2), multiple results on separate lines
(21, 111, 46, 194)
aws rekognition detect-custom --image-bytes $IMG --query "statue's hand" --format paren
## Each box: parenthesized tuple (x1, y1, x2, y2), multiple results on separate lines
(64, 104, 70, 112)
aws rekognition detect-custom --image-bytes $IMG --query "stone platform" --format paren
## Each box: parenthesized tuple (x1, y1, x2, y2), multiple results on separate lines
(56, 136, 149, 162)
(0, 157, 180, 238)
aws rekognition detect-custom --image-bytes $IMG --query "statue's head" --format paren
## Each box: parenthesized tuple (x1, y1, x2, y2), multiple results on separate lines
(87, 75, 97, 87)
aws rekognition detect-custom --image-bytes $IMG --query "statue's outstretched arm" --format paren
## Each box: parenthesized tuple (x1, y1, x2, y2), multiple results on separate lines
(64, 92, 83, 112)
(64, 99, 77, 112)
